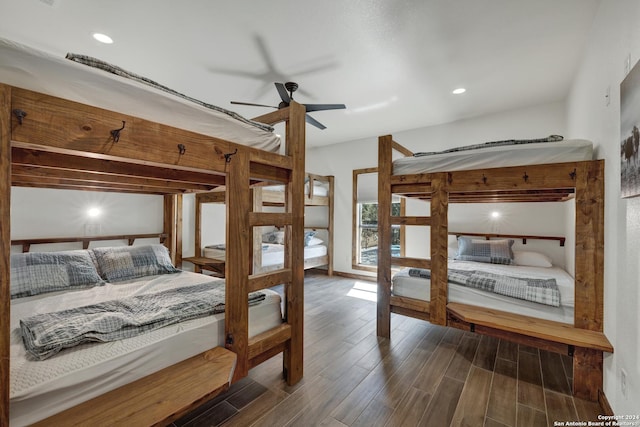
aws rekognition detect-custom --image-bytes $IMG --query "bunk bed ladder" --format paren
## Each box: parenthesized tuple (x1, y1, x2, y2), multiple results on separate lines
(225, 101, 306, 386)
(377, 135, 450, 337)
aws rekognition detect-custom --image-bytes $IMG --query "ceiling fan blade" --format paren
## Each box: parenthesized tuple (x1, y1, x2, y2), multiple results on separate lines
(275, 82, 291, 103)
(230, 101, 278, 109)
(305, 114, 326, 130)
(303, 103, 346, 112)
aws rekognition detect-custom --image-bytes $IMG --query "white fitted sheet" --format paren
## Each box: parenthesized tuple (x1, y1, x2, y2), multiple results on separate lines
(392, 260, 574, 324)
(0, 38, 280, 152)
(204, 243, 327, 267)
(9, 271, 283, 426)
(393, 139, 593, 175)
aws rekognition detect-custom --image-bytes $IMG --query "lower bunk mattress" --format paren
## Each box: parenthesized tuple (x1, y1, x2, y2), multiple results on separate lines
(204, 243, 327, 267)
(9, 271, 283, 426)
(392, 260, 575, 324)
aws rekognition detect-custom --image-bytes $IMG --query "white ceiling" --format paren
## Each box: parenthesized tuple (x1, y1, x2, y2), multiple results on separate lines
(1, 0, 600, 147)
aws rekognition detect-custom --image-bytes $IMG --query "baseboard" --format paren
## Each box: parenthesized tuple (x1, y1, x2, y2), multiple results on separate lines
(333, 270, 376, 282)
(598, 389, 614, 416)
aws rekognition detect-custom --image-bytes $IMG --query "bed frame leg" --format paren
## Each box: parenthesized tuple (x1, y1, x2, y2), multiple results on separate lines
(573, 347, 602, 401)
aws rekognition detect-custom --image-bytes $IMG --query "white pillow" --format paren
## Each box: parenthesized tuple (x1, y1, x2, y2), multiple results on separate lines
(513, 250, 553, 268)
(307, 236, 324, 246)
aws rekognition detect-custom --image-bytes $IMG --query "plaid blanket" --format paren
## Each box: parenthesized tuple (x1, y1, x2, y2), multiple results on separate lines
(65, 53, 275, 133)
(407, 268, 560, 307)
(413, 135, 563, 157)
(20, 282, 266, 360)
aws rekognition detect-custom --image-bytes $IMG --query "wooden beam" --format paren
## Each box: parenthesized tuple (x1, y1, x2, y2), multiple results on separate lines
(390, 216, 431, 226)
(11, 87, 241, 174)
(327, 175, 334, 276)
(391, 256, 431, 269)
(377, 135, 393, 338)
(449, 231, 566, 246)
(392, 140, 414, 157)
(574, 160, 605, 332)
(248, 269, 292, 293)
(11, 233, 168, 250)
(225, 150, 251, 381)
(283, 101, 305, 385)
(0, 83, 11, 427)
(248, 324, 292, 360)
(12, 164, 215, 193)
(251, 107, 290, 126)
(12, 145, 226, 187)
(430, 173, 448, 326)
(249, 212, 292, 228)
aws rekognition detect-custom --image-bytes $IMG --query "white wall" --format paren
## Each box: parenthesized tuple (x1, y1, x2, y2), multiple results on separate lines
(308, 101, 567, 277)
(11, 187, 163, 241)
(565, 0, 640, 414)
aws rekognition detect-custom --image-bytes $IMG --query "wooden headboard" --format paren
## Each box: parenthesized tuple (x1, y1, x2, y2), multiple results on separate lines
(449, 231, 565, 247)
(11, 233, 168, 253)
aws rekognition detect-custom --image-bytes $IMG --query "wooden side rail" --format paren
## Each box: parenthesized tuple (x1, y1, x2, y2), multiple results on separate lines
(32, 347, 236, 427)
(447, 303, 613, 352)
(11, 233, 168, 252)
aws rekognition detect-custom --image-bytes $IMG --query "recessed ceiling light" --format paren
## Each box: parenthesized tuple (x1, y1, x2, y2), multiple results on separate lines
(452, 88, 466, 95)
(93, 33, 113, 44)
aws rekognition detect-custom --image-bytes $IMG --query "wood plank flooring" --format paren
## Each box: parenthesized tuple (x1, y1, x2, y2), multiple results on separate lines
(171, 272, 605, 427)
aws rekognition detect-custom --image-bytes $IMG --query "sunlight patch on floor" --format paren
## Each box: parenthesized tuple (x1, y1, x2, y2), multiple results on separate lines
(346, 281, 377, 302)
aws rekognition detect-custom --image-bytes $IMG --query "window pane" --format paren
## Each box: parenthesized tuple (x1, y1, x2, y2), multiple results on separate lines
(356, 202, 402, 267)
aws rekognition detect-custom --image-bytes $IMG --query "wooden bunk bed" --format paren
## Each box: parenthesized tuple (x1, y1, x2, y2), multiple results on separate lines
(376, 134, 612, 402)
(184, 172, 334, 276)
(0, 39, 306, 426)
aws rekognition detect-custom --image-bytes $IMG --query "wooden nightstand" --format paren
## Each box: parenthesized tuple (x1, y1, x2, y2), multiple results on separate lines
(183, 256, 226, 278)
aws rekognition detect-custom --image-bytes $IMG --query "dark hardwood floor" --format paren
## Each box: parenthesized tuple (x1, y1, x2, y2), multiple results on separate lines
(172, 271, 605, 427)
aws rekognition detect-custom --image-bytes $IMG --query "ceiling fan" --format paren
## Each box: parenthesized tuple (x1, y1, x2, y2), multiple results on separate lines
(231, 82, 346, 130)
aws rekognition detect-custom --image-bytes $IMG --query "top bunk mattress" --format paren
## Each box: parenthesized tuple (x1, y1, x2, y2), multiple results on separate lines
(0, 38, 280, 152)
(393, 137, 593, 175)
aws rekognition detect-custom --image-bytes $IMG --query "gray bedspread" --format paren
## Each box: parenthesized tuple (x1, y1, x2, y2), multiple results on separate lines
(408, 268, 560, 307)
(20, 282, 265, 360)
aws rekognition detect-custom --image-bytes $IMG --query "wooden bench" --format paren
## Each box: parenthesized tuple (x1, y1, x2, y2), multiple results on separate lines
(447, 302, 613, 401)
(32, 347, 237, 427)
(446, 302, 613, 352)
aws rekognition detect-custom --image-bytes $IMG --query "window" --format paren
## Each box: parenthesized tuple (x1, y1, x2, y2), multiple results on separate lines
(352, 168, 403, 271)
(357, 202, 401, 266)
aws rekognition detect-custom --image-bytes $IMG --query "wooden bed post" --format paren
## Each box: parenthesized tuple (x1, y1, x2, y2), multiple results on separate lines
(573, 159, 605, 400)
(284, 101, 305, 385)
(377, 135, 393, 338)
(327, 175, 335, 276)
(0, 83, 11, 427)
(163, 194, 182, 266)
(225, 149, 251, 381)
(430, 174, 448, 326)
(193, 193, 203, 272)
